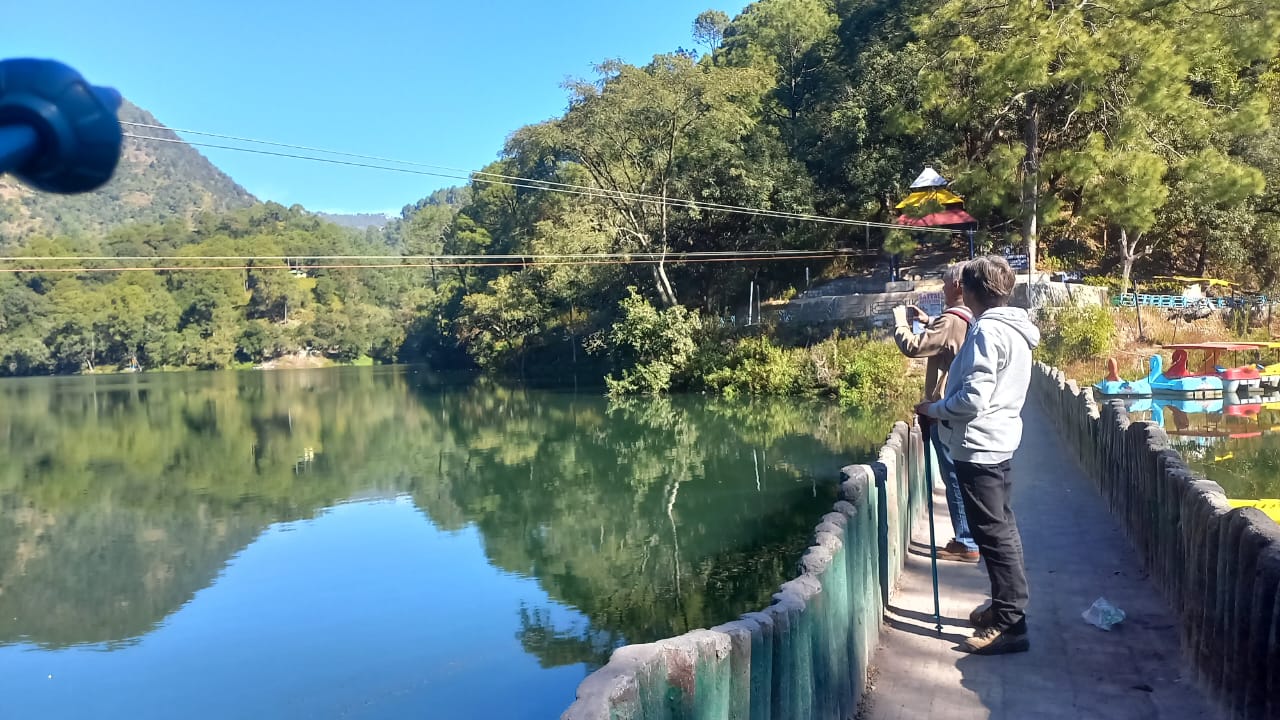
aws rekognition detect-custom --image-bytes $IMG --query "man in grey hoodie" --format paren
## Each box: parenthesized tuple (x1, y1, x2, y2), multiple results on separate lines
(916, 255, 1040, 655)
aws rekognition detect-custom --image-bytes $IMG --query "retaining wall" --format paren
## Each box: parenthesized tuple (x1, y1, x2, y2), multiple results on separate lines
(560, 420, 929, 720)
(1033, 364, 1280, 720)
(781, 281, 1107, 328)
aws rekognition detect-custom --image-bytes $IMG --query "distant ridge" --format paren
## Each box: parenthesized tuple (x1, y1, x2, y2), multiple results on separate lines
(315, 212, 391, 230)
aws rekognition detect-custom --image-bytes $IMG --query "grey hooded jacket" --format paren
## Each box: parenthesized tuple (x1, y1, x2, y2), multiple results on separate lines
(927, 306, 1041, 464)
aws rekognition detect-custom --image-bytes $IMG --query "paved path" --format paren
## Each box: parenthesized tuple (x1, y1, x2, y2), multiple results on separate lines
(861, 399, 1217, 720)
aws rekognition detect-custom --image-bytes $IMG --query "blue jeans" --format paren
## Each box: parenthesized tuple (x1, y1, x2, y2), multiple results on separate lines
(930, 422, 978, 551)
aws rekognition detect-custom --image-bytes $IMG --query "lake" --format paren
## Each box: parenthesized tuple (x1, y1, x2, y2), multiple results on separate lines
(1123, 398, 1280, 499)
(0, 367, 898, 719)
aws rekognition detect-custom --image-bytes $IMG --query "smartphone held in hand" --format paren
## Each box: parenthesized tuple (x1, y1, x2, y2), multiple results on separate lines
(891, 305, 908, 326)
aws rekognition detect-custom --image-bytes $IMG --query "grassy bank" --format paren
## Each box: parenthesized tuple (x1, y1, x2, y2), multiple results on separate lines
(1037, 304, 1280, 383)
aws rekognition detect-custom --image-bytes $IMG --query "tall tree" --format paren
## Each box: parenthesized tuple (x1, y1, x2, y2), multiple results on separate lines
(915, 0, 1279, 276)
(530, 54, 768, 305)
(720, 0, 840, 148)
(693, 10, 730, 52)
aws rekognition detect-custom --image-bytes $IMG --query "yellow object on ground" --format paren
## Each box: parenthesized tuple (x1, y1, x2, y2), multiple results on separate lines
(1228, 498, 1280, 522)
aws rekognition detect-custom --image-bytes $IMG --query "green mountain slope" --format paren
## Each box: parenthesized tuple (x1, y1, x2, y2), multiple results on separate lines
(0, 100, 256, 244)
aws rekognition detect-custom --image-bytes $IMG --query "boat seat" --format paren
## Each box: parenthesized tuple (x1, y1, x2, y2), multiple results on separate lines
(1166, 349, 1190, 378)
(1104, 358, 1121, 382)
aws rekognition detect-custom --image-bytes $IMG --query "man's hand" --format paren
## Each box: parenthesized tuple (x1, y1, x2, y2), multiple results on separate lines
(914, 400, 935, 417)
(891, 305, 908, 326)
(906, 305, 929, 324)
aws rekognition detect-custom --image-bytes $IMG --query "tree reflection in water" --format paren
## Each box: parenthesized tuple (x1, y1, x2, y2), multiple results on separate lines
(0, 367, 902, 672)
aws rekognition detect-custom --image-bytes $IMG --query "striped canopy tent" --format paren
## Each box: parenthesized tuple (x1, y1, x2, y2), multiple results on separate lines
(894, 168, 978, 230)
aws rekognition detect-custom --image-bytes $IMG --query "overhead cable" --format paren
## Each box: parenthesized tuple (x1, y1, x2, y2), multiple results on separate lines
(120, 125, 954, 234)
(0, 249, 854, 263)
(0, 252, 849, 274)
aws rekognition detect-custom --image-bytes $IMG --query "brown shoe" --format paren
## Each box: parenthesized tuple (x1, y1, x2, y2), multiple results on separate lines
(936, 541, 980, 563)
(961, 624, 1030, 655)
(969, 602, 994, 629)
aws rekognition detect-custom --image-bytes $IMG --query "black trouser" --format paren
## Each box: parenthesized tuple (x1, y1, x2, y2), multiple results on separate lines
(955, 459, 1029, 631)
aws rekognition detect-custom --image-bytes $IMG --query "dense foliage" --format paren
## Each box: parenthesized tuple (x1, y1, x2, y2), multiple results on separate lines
(380, 0, 1278, 380)
(1035, 305, 1117, 367)
(593, 288, 912, 404)
(0, 203, 435, 374)
(3, 0, 1278, 381)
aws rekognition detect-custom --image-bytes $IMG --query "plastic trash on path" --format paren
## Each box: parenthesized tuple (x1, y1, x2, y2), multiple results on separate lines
(1082, 597, 1126, 631)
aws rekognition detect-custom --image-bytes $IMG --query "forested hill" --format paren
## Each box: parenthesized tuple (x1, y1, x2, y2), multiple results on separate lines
(0, 100, 255, 243)
(0, 0, 1277, 384)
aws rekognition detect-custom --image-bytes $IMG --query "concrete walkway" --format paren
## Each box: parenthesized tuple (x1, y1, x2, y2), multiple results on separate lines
(861, 399, 1218, 720)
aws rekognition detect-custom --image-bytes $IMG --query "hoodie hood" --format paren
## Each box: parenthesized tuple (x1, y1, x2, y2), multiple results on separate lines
(979, 306, 1040, 349)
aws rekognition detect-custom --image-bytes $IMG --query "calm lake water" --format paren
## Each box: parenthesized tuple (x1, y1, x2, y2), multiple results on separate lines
(0, 367, 897, 719)
(1172, 415, 1280, 499)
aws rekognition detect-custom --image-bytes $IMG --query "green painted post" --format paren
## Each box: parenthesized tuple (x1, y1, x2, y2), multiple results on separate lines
(819, 517, 855, 719)
(692, 633, 731, 720)
(708, 621, 753, 720)
(765, 600, 793, 719)
(772, 582, 815, 720)
(739, 612, 773, 720)
(805, 574, 834, 719)
(636, 654, 672, 720)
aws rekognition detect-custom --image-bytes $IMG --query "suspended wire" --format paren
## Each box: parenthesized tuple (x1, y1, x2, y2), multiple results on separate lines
(121, 132, 897, 229)
(122, 122, 939, 231)
(0, 249, 856, 263)
(0, 252, 850, 274)
(127, 132, 830, 226)
(120, 126, 954, 234)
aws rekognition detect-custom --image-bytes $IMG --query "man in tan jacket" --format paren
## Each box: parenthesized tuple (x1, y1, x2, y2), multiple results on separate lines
(892, 262, 977, 562)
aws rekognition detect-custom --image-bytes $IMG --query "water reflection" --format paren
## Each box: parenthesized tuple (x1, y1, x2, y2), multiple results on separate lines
(0, 368, 897, 718)
(1116, 395, 1280, 498)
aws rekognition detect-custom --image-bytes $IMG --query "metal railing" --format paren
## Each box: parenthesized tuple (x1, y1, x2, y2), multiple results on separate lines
(1112, 293, 1272, 309)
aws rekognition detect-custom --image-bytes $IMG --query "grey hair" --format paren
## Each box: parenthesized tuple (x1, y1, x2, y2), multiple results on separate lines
(942, 261, 967, 285)
(962, 255, 1016, 306)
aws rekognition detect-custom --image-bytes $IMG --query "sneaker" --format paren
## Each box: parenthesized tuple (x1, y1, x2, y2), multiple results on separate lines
(969, 603, 994, 629)
(936, 541, 980, 563)
(961, 624, 1030, 655)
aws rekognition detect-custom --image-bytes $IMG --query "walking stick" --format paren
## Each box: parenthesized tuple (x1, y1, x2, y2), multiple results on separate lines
(918, 415, 944, 633)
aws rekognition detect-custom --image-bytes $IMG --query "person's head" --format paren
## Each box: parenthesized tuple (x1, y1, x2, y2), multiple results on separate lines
(941, 261, 967, 306)
(961, 255, 1016, 315)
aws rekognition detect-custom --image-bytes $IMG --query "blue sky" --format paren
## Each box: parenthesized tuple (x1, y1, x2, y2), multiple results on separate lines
(4, 1, 749, 215)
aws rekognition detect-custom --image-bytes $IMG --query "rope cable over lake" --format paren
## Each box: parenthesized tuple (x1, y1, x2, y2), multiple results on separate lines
(0, 251, 852, 273)
(119, 124, 954, 234)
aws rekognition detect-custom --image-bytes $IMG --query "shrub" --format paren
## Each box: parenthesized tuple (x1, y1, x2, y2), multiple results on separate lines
(694, 333, 911, 410)
(831, 336, 913, 410)
(1083, 276, 1183, 295)
(601, 292, 916, 407)
(1036, 305, 1117, 366)
(601, 288, 701, 395)
(701, 336, 810, 397)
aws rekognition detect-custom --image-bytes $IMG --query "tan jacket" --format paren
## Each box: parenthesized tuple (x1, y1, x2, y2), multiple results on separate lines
(893, 306, 973, 402)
